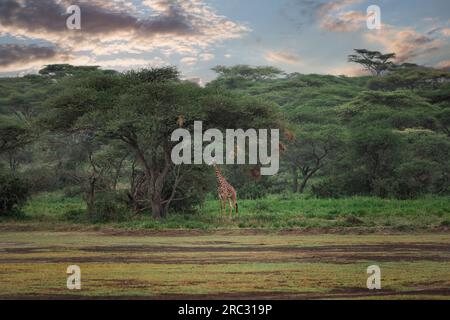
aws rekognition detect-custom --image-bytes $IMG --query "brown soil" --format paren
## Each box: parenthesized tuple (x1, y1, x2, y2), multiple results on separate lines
(0, 225, 449, 236)
(1, 243, 449, 264)
(3, 287, 450, 300)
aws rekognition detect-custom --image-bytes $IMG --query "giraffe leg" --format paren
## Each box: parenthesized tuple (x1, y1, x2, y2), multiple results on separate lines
(234, 199, 238, 218)
(228, 198, 233, 219)
(219, 199, 224, 218)
(223, 200, 227, 219)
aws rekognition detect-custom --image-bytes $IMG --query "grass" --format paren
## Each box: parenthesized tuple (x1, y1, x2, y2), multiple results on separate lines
(22, 191, 86, 218)
(3, 192, 449, 231)
(0, 231, 449, 299)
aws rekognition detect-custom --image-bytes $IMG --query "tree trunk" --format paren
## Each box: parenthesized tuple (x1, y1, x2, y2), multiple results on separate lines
(86, 176, 96, 215)
(299, 167, 320, 193)
(123, 136, 172, 219)
(8, 152, 18, 172)
(291, 166, 298, 193)
(151, 195, 163, 219)
(298, 177, 309, 193)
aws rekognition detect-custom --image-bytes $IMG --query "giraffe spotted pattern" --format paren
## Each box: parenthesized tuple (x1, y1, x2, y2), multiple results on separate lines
(214, 164, 238, 218)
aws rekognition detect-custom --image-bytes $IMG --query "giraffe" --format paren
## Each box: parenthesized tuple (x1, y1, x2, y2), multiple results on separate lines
(209, 160, 238, 219)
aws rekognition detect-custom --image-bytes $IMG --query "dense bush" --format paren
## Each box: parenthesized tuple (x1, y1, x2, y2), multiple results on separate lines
(237, 182, 268, 199)
(0, 173, 30, 217)
(23, 167, 65, 193)
(1, 64, 450, 224)
(87, 192, 131, 223)
(311, 179, 344, 198)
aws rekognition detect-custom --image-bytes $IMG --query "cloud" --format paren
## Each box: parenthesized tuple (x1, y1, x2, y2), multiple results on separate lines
(365, 26, 444, 63)
(94, 57, 167, 70)
(0, 43, 167, 73)
(316, 0, 365, 32)
(0, 44, 72, 72)
(265, 50, 302, 65)
(199, 53, 215, 61)
(441, 28, 450, 36)
(435, 60, 450, 70)
(319, 9, 366, 32)
(0, 0, 248, 64)
(180, 56, 198, 66)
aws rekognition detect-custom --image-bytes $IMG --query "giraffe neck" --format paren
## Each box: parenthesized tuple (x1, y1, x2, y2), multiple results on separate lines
(214, 165, 225, 182)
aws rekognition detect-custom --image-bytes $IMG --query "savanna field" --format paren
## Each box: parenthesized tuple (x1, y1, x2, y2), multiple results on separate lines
(2, 0, 450, 303)
(1, 231, 450, 299)
(1, 193, 450, 299)
(1, 62, 450, 299)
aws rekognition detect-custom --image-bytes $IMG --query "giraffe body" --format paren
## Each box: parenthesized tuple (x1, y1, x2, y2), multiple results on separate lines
(213, 164, 238, 218)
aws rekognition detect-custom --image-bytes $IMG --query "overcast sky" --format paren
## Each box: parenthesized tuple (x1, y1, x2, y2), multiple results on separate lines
(0, 0, 449, 82)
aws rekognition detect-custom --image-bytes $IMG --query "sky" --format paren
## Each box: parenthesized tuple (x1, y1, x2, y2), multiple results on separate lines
(0, 0, 449, 83)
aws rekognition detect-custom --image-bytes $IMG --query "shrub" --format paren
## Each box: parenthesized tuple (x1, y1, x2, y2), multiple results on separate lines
(64, 186, 83, 198)
(311, 179, 344, 198)
(253, 201, 270, 212)
(23, 167, 64, 193)
(0, 173, 30, 217)
(344, 215, 364, 226)
(238, 182, 268, 199)
(87, 192, 131, 223)
(63, 209, 86, 223)
(440, 220, 450, 227)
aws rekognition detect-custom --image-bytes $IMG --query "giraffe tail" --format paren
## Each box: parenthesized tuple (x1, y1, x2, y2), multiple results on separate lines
(235, 202, 238, 214)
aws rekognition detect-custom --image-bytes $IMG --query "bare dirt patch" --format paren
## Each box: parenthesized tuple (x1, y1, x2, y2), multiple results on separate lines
(1, 243, 449, 264)
(4, 287, 450, 300)
(1, 232, 449, 300)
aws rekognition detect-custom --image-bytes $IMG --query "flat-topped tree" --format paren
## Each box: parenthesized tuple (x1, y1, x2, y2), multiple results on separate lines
(348, 49, 396, 76)
(42, 66, 282, 219)
(39, 64, 117, 78)
(0, 117, 30, 156)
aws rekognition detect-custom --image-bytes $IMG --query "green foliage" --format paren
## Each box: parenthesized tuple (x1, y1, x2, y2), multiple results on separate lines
(0, 115, 31, 155)
(38, 64, 115, 78)
(311, 179, 345, 198)
(348, 49, 396, 75)
(39, 66, 281, 219)
(23, 166, 66, 193)
(0, 173, 29, 217)
(212, 65, 283, 81)
(336, 90, 435, 126)
(17, 191, 450, 230)
(123, 66, 180, 83)
(237, 181, 268, 199)
(209, 63, 450, 199)
(87, 192, 131, 223)
(1, 61, 450, 227)
(22, 191, 85, 218)
(367, 65, 450, 91)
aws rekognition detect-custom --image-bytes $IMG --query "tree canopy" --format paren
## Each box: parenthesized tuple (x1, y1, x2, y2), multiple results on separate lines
(348, 49, 396, 76)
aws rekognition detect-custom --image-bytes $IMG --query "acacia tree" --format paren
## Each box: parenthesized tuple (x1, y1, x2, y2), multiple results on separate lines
(285, 124, 345, 193)
(348, 49, 396, 76)
(210, 65, 284, 90)
(43, 66, 282, 219)
(211, 65, 283, 81)
(0, 118, 30, 155)
(0, 115, 33, 171)
(97, 76, 205, 218)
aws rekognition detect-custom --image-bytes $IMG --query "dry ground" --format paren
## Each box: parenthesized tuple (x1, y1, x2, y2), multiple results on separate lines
(0, 230, 449, 299)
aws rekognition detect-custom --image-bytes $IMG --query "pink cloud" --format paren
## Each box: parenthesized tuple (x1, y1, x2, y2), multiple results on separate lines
(364, 26, 444, 63)
(317, 0, 365, 32)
